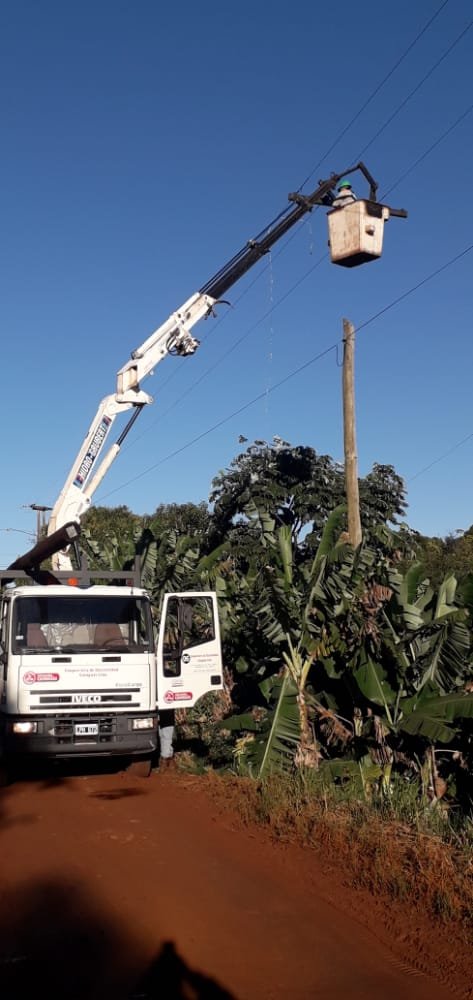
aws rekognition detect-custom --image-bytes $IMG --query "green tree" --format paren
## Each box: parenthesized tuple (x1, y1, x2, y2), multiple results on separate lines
(408, 526, 473, 586)
(81, 505, 142, 564)
(147, 502, 210, 539)
(209, 439, 406, 553)
(220, 500, 473, 797)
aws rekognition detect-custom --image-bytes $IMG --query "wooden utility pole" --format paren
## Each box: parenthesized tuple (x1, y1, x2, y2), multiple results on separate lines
(342, 318, 362, 548)
(22, 503, 52, 541)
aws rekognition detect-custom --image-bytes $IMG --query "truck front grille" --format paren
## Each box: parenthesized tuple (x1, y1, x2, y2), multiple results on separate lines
(53, 715, 117, 744)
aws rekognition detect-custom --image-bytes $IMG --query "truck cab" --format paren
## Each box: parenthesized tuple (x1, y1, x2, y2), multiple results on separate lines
(0, 578, 222, 772)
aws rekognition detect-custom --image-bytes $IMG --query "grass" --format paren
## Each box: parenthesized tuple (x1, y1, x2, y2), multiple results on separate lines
(197, 766, 473, 941)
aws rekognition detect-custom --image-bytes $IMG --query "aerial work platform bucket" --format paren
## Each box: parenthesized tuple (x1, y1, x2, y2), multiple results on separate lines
(328, 200, 391, 268)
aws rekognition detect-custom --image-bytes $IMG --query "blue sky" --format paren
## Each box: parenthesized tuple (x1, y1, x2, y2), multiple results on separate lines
(1, 0, 472, 563)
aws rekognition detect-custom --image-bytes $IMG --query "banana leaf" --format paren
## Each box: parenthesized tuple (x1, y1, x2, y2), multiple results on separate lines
(242, 673, 301, 778)
(435, 574, 458, 618)
(416, 619, 470, 693)
(216, 712, 262, 732)
(310, 504, 347, 572)
(353, 657, 397, 713)
(319, 757, 382, 785)
(277, 525, 293, 588)
(399, 691, 473, 743)
(400, 563, 426, 606)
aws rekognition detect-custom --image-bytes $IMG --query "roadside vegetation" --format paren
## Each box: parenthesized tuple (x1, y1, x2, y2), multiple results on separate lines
(197, 769, 473, 949)
(80, 438, 473, 930)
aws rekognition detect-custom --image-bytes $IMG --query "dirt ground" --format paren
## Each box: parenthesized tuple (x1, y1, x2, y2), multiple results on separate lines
(0, 766, 471, 1000)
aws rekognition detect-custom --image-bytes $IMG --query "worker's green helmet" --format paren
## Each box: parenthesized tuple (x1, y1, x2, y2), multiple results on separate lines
(339, 180, 351, 189)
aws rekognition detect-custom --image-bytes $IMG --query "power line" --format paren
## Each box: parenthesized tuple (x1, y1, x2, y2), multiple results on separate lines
(100, 243, 472, 502)
(154, 8, 467, 405)
(150, 252, 327, 424)
(408, 432, 473, 484)
(116, 90, 473, 457)
(355, 244, 472, 335)
(146, 83, 473, 424)
(113, 247, 328, 457)
(130, 94, 473, 449)
(380, 102, 473, 200)
(73, 9, 473, 506)
(146, 90, 473, 436)
(355, 18, 473, 161)
(297, 0, 452, 189)
(100, 345, 337, 498)
(137, 12, 470, 422)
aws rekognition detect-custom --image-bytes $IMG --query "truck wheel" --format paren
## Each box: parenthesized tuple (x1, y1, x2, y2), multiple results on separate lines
(127, 758, 152, 778)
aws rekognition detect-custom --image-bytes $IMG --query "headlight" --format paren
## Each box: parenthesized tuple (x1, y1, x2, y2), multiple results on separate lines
(13, 721, 38, 734)
(132, 717, 154, 730)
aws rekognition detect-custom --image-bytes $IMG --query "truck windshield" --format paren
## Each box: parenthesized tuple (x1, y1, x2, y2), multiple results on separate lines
(11, 595, 154, 654)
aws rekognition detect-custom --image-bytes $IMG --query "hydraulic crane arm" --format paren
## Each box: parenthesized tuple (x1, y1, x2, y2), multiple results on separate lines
(47, 162, 406, 569)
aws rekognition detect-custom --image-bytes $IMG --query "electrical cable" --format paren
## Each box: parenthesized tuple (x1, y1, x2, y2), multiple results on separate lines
(380, 102, 473, 200)
(196, 5, 459, 312)
(355, 18, 473, 161)
(297, 0, 452, 190)
(354, 244, 472, 335)
(150, 252, 328, 424)
(408, 432, 473, 484)
(80, 8, 473, 504)
(130, 93, 473, 447)
(146, 10, 470, 408)
(118, 85, 473, 458)
(152, 42, 473, 411)
(99, 243, 472, 501)
(111, 246, 328, 460)
(156, 4, 466, 392)
(100, 342, 337, 498)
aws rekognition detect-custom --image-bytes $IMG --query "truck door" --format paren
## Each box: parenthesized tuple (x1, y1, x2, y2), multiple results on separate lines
(0, 596, 9, 708)
(156, 592, 223, 709)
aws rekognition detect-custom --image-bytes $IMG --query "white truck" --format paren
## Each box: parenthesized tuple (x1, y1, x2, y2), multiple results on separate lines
(0, 163, 406, 778)
(0, 557, 222, 777)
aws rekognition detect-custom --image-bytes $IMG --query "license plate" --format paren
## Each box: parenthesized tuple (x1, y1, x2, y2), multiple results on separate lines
(74, 723, 99, 737)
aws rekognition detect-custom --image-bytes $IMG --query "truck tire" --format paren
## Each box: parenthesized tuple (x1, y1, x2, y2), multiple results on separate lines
(127, 758, 152, 778)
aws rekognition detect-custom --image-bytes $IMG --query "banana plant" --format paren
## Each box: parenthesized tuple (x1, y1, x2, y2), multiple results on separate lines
(222, 671, 301, 778)
(347, 568, 473, 800)
(387, 567, 471, 694)
(225, 495, 473, 791)
(223, 506, 355, 774)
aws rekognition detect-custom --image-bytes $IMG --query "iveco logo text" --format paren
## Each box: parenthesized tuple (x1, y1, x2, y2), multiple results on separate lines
(72, 693, 101, 704)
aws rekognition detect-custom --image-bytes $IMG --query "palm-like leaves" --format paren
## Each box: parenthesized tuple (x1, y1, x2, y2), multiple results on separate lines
(77, 481, 473, 802)
(399, 690, 473, 743)
(222, 491, 473, 787)
(234, 673, 301, 777)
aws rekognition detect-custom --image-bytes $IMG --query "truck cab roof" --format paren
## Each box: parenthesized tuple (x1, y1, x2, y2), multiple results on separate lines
(5, 585, 149, 599)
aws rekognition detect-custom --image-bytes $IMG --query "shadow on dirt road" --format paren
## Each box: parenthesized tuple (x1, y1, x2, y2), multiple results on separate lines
(132, 941, 235, 999)
(0, 878, 235, 1000)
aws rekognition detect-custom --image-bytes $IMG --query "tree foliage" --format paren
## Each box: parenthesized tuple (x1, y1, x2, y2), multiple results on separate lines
(405, 525, 473, 586)
(76, 439, 473, 809)
(209, 439, 406, 553)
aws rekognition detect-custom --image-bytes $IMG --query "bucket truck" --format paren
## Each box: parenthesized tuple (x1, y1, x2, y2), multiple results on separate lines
(0, 163, 406, 779)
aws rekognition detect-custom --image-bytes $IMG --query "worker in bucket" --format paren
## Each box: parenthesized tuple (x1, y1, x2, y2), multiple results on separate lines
(332, 179, 357, 208)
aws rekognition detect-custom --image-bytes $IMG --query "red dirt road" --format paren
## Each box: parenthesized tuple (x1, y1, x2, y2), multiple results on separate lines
(0, 769, 469, 999)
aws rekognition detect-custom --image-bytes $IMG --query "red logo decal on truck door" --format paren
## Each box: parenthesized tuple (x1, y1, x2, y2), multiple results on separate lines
(163, 690, 193, 703)
(23, 672, 60, 685)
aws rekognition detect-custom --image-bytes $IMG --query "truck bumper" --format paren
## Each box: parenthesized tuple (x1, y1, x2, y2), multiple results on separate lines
(0, 712, 158, 759)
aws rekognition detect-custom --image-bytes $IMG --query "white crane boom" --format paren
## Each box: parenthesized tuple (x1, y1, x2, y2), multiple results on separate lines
(48, 292, 216, 567)
(46, 161, 406, 570)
